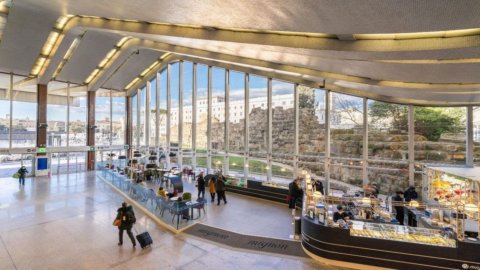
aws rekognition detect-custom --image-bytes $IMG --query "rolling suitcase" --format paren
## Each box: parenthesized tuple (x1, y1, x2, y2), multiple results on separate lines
(134, 227, 153, 249)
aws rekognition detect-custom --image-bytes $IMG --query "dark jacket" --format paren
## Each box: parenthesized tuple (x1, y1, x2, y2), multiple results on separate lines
(288, 181, 302, 198)
(116, 205, 136, 230)
(392, 195, 405, 214)
(314, 180, 324, 195)
(18, 167, 28, 177)
(404, 188, 418, 202)
(215, 176, 226, 192)
(197, 175, 205, 190)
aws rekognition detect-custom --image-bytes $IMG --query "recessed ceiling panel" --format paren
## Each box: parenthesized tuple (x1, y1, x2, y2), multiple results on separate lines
(56, 31, 122, 84)
(102, 49, 163, 90)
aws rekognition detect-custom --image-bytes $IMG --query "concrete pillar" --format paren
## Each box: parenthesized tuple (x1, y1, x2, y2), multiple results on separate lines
(87, 91, 96, 170)
(36, 84, 47, 149)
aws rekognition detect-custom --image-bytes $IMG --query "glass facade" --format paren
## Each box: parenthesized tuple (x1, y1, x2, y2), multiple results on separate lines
(127, 61, 478, 195)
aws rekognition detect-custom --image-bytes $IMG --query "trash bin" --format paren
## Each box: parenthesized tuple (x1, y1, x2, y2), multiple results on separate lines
(294, 216, 302, 235)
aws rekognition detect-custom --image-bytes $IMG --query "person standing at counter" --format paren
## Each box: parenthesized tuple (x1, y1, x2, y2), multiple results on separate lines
(393, 191, 405, 225)
(404, 186, 418, 202)
(288, 178, 303, 215)
(314, 179, 324, 195)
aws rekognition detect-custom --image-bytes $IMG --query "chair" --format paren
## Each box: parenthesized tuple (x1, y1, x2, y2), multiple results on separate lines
(171, 202, 190, 228)
(193, 198, 206, 217)
(182, 192, 192, 202)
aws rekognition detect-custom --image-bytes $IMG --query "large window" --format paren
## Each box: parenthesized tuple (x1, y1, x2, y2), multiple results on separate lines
(111, 94, 125, 145)
(248, 75, 268, 157)
(474, 107, 480, 164)
(196, 64, 208, 153)
(149, 77, 157, 146)
(229, 71, 245, 153)
(12, 84, 37, 148)
(47, 94, 68, 147)
(68, 91, 87, 146)
(95, 90, 111, 146)
(414, 106, 466, 164)
(132, 94, 138, 147)
(330, 93, 364, 158)
(298, 87, 326, 160)
(211, 67, 225, 153)
(367, 100, 409, 195)
(46, 82, 85, 147)
(159, 69, 167, 148)
(139, 87, 146, 146)
(182, 61, 193, 150)
(170, 63, 180, 147)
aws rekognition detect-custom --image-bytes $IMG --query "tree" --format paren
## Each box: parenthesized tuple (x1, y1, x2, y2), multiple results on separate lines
(369, 102, 408, 131)
(369, 101, 464, 141)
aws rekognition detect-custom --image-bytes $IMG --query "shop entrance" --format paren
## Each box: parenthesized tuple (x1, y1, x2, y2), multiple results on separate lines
(50, 152, 86, 175)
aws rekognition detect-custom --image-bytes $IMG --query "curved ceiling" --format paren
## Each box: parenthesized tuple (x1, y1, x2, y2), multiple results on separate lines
(0, 0, 480, 105)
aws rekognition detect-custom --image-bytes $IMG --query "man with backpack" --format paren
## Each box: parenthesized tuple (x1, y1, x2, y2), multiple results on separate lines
(115, 202, 136, 247)
(17, 166, 28, 186)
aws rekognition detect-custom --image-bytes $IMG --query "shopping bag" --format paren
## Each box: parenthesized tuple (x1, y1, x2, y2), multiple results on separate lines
(12, 172, 20, 179)
(112, 219, 121, 226)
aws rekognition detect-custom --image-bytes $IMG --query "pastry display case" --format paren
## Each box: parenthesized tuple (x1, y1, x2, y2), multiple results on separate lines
(349, 220, 456, 247)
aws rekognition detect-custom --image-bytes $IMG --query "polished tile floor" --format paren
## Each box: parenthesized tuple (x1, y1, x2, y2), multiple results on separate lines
(0, 172, 343, 270)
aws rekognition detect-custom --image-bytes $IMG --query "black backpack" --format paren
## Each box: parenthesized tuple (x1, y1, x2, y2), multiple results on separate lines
(125, 210, 136, 223)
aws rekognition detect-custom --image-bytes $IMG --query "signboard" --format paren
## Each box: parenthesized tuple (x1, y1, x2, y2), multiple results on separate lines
(37, 147, 47, 153)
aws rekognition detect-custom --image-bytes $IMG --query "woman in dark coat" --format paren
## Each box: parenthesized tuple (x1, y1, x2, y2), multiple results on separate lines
(116, 202, 136, 247)
(196, 172, 206, 199)
(288, 178, 303, 215)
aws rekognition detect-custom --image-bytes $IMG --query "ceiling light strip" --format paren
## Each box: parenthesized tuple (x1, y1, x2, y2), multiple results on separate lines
(52, 31, 86, 79)
(124, 53, 169, 90)
(83, 36, 132, 84)
(30, 15, 76, 77)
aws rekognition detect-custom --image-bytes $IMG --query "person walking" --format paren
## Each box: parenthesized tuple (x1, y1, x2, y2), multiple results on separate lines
(215, 173, 227, 205)
(196, 171, 206, 199)
(288, 178, 303, 215)
(208, 175, 216, 202)
(115, 202, 137, 247)
(17, 166, 28, 186)
(392, 191, 405, 225)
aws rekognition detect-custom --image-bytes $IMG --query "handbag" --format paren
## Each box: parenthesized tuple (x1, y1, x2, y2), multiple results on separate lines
(113, 218, 121, 226)
(12, 172, 20, 179)
(286, 194, 292, 203)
